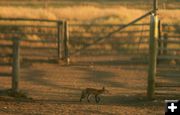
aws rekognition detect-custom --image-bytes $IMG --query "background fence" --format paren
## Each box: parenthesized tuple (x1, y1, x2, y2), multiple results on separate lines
(0, 17, 179, 96)
(0, 18, 65, 63)
(156, 24, 180, 94)
(69, 23, 150, 59)
(0, 36, 20, 91)
(0, 18, 65, 91)
(68, 22, 180, 98)
(0, 37, 14, 77)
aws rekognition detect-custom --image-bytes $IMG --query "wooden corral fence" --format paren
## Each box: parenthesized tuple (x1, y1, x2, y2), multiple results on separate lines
(69, 23, 150, 58)
(0, 18, 69, 92)
(148, 14, 180, 99)
(0, 18, 70, 62)
(0, 37, 20, 92)
(156, 23, 180, 94)
(68, 21, 179, 99)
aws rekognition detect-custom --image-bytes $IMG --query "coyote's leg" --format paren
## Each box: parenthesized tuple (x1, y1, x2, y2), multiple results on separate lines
(95, 95, 101, 103)
(87, 94, 91, 103)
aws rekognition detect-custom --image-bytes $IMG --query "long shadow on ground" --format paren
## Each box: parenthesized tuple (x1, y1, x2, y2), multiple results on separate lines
(21, 68, 80, 91)
(73, 66, 126, 88)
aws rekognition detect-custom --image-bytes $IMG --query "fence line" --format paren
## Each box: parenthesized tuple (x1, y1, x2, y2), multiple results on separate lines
(0, 17, 179, 98)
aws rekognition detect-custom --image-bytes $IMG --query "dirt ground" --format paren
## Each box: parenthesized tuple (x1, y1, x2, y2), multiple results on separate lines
(0, 55, 179, 115)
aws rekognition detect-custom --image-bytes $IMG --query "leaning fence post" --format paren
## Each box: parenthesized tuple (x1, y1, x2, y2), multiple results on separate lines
(12, 38, 20, 93)
(64, 21, 70, 65)
(147, 14, 159, 100)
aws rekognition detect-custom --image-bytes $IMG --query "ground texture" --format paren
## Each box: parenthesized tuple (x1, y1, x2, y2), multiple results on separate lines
(0, 55, 179, 115)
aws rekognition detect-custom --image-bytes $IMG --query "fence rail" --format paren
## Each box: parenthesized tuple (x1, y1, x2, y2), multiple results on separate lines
(0, 17, 62, 23)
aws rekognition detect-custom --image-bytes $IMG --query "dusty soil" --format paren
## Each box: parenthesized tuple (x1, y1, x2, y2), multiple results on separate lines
(0, 55, 179, 115)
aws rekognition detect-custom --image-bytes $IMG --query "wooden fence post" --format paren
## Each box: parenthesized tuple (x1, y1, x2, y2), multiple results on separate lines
(161, 24, 168, 55)
(12, 38, 20, 93)
(163, 32, 168, 55)
(64, 21, 70, 65)
(147, 14, 159, 100)
(57, 21, 62, 61)
(158, 20, 162, 56)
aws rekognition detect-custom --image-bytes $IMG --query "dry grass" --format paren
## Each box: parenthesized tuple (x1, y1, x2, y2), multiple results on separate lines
(0, 0, 179, 10)
(0, 6, 179, 24)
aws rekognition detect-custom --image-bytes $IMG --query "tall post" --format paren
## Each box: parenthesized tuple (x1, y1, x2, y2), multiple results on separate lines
(57, 21, 62, 61)
(147, 14, 159, 100)
(64, 21, 70, 65)
(153, 0, 158, 15)
(12, 38, 20, 93)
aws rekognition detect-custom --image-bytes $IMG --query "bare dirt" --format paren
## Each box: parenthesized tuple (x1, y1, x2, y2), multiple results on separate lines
(0, 55, 179, 115)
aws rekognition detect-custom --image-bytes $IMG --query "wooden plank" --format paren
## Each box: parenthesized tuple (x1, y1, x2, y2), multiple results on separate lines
(0, 38, 13, 41)
(158, 55, 180, 60)
(21, 58, 58, 63)
(156, 83, 180, 87)
(69, 23, 150, 27)
(157, 73, 180, 77)
(0, 24, 57, 29)
(158, 39, 180, 44)
(0, 54, 13, 58)
(70, 31, 149, 36)
(70, 40, 149, 45)
(21, 39, 58, 43)
(167, 35, 180, 38)
(162, 24, 180, 26)
(70, 35, 150, 40)
(158, 48, 180, 51)
(21, 52, 57, 57)
(0, 44, 13, 48)
(0, 62, 12, 66)
(0, 31, 57, 36)
(71, 46, 149, 51)
(70, 49, 149, 55)
(70, 30, 149, 34)
(0, 72, 12, 77)
(0, 17, 62, 23)
(21, 48, 57, 54)
(157, 64, 180, 68)
(21, 46, 57, 50)
(163, 30, 180, 33)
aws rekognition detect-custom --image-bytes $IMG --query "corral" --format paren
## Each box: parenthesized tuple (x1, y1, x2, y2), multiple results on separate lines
(0, 0, 179, 115)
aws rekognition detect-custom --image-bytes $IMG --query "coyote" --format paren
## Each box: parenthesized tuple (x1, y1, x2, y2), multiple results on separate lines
(80, 87, 108, 103)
